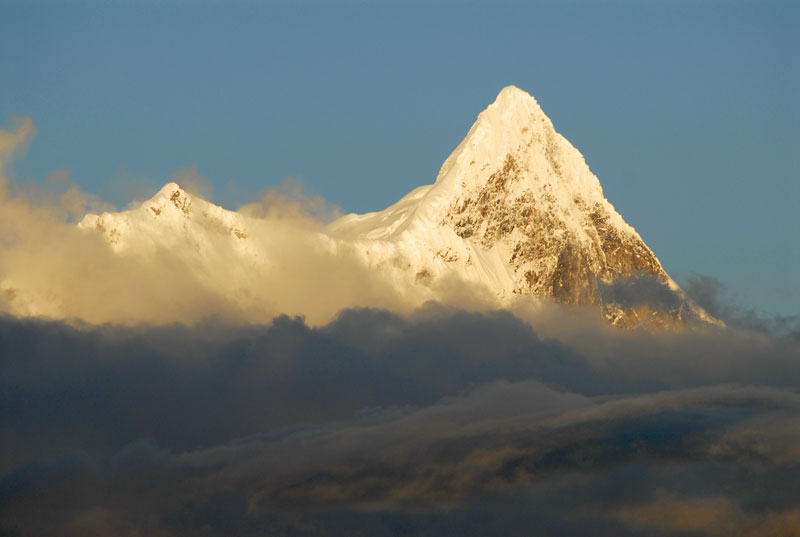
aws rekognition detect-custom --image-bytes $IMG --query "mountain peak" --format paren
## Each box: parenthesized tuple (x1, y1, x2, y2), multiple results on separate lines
(481, 85, 545, 123)
(78, 179, 251, 254)
(492, 85, 538, 107)
(432, 84, 593, 202)
(152, 182, 187, 202)
(157, 181, 182, 195)
(73, 86, 716, 329)
(330, 85, 717, 328)
(142, 182, 194, 215)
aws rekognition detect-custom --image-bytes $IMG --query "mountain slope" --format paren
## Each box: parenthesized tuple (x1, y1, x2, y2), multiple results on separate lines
(76, 86, 714, 328)
(329, 86, 712, 327)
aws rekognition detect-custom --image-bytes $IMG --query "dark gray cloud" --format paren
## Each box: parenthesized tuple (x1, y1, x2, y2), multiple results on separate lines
(598, 271, 685, 311)
(0, 309, 581, 470)
(684, 273, 800, 338)
(2, 305, 800, 536)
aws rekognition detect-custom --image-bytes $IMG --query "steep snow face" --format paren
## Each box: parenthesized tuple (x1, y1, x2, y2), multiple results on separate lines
(330, 86, 711, 327)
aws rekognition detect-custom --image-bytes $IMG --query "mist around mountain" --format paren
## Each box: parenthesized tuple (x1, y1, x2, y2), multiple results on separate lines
(2, 86, 712, 329)
(0, 91, 798, 537)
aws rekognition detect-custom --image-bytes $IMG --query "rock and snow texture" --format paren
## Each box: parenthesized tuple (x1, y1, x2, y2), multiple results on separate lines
(75, 182, 284, 314)
(78, 86, 713, 328)
(79, 182, 256, 257)
(329, 86, 712, 327)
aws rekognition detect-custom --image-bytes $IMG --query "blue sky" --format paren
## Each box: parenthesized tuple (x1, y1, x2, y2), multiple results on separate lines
(1, 0, 798, 315)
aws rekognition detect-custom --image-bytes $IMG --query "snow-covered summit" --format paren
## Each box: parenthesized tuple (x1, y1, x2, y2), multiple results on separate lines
(74, 86, 715, 328)
(330, 86, 714, 327)
(439, 85, 618, 223)
(78, 182, 253, 255)
(332, 85, 616, 240)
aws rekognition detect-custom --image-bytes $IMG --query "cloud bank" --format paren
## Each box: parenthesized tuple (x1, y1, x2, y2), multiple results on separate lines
(1, 118, 800, 536)
(2, 307, 800, 536)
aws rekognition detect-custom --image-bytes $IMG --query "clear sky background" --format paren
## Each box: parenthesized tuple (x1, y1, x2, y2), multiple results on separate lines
(1, 0, 798, 316)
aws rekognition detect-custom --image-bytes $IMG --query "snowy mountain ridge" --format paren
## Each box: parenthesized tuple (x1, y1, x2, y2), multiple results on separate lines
(76, 86, 714, 328)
